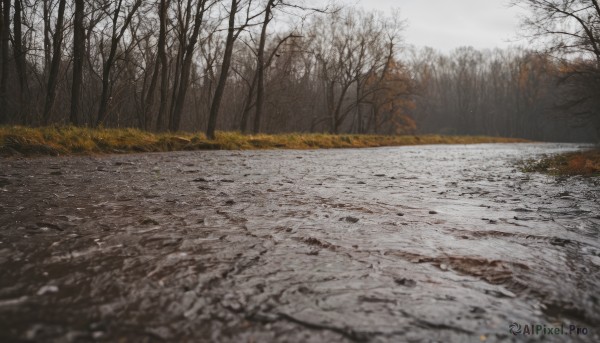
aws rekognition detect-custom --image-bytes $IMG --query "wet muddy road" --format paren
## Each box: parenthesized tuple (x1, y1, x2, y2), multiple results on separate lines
(1, 143, 599, 342)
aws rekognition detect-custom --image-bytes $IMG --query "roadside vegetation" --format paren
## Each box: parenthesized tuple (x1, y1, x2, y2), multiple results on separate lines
(521, 149, 600, 177)
(0, 126, 528, 157)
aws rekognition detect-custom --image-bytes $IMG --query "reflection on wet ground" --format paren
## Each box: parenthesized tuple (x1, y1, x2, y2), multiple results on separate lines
(0, 143, 599, 342)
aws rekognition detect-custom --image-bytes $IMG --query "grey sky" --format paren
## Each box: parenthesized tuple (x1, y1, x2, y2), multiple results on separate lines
(344, 0, 527, 52)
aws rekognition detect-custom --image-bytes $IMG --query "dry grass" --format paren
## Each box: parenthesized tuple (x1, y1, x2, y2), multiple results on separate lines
(0, 125, 529, 157)
(521, 149, 600, 176)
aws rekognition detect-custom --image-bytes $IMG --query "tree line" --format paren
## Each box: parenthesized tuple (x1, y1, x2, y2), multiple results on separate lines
(408, 46, 597, 142)
(0, 0, 598, 142)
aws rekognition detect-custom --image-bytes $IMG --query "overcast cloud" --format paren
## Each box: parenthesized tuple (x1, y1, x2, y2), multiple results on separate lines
(342, 0, 528, 52)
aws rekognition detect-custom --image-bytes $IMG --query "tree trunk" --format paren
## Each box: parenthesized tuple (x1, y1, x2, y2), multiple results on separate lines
(331, 84, 350, 134)
(167, 0, 192, 127)
(142, 57, 159, 130)
(156, 52, 169, 131)
(166, 48, 183, 130)
(239, 72, 257, 133)
(96, 0, 141, 126)
(43, 1, 51, 69)
(13, 0, 28, 124)
(206, 0, 238, 140)
(96, 1, 123, 126)
(328, 84, 338, 134)
(157, 0, 171, 130)
(170, 0, 207, 132)
(242, 32, 298, 133)
(252, 0, 274, 134)
(70, 0, 84, 126)
(144, 0, 169, 131)
(42, 0, 67, 125)
(0, 0, 9, 124)
(96, 51, 116, 126)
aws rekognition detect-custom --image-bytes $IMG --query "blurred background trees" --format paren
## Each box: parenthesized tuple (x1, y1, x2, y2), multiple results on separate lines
(0, 0, 596, 142)
(512, 0, 600, 140)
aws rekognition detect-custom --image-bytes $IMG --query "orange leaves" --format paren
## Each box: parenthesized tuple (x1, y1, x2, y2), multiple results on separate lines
(390, 114, 417, 135)
(566, 152, 600, 175)
(366, 59, 416, 134)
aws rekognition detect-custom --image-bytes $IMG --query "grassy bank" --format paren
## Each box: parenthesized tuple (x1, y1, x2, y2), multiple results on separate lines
(521, 149, 600, 177)
(0, 126, 528, 157)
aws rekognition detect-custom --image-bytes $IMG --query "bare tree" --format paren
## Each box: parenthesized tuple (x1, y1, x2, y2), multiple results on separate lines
(515, 0, 600, 64)
(42, 0, 67, 125)
(251, 0, 276, 134)
(206, 0, 261, 139)
(149, 0, 170, 131)
(13, 0, 28, 123)
(169, 0, 213, 132)
(310, 9, 404, 133)
(0, 0, 9, 123)
(515, 0, 600, 137)
(96, 0, 143, 126)
(71, 0, 85, 125)
(238, 53, 258, 133)
(239, 31, 299, 133)
(138, 0, 165, 130)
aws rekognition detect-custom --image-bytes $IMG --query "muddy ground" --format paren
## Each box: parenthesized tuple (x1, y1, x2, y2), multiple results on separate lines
(0, 143, 599, 342)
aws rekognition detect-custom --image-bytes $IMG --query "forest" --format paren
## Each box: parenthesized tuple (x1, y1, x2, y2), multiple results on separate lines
(0, 0, 598, 142)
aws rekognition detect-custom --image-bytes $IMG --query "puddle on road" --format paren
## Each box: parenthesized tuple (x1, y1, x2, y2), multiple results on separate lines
(0, 143, 598, 342)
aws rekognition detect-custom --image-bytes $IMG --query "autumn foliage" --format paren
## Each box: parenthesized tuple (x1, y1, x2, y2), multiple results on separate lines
(523, 149, 600, 176)
(365, 59, 416, 135)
